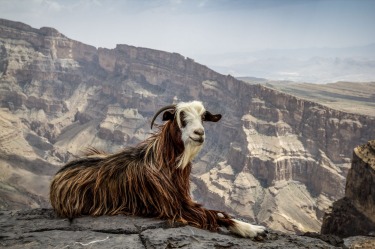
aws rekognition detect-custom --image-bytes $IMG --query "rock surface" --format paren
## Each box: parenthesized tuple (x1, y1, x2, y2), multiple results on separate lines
(321, 140, 375, 238)
(0, 209, 338, 248)
(1, 18, 375, 234)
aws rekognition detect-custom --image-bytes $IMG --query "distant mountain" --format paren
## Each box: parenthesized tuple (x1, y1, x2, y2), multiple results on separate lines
(1, 18, 374, 234)
(246, 44, 375, 59)
(206, 44, 375, 83)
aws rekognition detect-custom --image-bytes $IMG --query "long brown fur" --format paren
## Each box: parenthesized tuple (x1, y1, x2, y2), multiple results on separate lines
(50, 119, 234, 231)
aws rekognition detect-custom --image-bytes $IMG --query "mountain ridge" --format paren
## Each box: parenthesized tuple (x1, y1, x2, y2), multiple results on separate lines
(238, 78, 375, 117)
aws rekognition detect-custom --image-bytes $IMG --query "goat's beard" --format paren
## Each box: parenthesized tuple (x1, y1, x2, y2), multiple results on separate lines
(177, 141, 203, 169)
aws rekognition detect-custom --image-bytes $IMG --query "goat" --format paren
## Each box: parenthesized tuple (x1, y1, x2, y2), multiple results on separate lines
(50, 100, 267, 238)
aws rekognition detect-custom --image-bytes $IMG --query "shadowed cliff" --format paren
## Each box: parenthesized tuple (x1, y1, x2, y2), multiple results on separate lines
(321, 140, 375, 238)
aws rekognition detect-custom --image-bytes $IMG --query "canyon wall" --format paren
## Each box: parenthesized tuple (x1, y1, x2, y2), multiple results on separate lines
(1, 18, 374, 233)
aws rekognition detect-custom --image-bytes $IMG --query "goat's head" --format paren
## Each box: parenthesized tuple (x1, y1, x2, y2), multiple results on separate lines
(151, 101, 221, 167)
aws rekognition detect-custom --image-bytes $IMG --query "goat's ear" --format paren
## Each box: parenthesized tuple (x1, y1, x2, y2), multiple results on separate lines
(203, 111, 222, 122)
(162, 110, 175, 121)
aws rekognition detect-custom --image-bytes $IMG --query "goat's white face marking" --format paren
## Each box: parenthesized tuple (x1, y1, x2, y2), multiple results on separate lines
(175, 101, 206, 168)
(176, 101, 206, 146)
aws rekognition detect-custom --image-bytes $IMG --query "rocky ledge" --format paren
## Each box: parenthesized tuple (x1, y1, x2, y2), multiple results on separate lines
(0, 208, 346, 248)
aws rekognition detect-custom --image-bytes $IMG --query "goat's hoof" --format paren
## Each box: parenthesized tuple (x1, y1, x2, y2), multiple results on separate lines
(255, 228, 268, 241)
(252, 225, 268, 239)
(259, 228, 269, 237)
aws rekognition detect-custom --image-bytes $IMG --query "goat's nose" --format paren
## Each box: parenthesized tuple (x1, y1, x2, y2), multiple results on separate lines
(194, 129, 205, 136)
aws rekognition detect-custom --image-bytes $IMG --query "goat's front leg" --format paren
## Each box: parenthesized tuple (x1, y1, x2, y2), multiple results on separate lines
(227, 218, 268, 238)
(207, 209, 268, 238)
(181, 203, 267, 238)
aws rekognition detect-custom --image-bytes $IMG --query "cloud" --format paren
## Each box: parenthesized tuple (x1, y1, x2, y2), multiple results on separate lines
(44, 0, 63, 11)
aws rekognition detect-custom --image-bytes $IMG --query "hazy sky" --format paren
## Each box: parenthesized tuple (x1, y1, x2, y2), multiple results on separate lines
(1, 0, 375, 75)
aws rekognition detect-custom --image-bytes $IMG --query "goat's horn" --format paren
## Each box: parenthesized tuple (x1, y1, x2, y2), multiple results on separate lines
(150, 104, 176, 129)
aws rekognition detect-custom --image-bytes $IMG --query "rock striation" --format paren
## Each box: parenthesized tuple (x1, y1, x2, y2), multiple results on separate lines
(0, 208, 339, 248)
(1, 18, 375, 234)
(321, 140, 375, 237)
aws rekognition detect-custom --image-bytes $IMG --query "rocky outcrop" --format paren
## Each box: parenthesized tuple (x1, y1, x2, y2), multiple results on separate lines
(321, 140, 375, 237)
(1, 18, 375, 234)
(346, 140, 375, 222)
(0, 208, 341, 248)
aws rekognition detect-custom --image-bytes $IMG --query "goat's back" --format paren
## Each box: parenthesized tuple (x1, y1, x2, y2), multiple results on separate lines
(50, 147, 183, 219)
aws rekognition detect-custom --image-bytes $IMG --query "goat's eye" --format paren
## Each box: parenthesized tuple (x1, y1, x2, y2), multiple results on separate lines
(180, 111, 187, 127)
(202, 113, 206, 121)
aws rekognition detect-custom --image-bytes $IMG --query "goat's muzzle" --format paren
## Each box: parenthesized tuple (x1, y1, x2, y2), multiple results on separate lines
(189, 136, 204, 144)
(190, 128, 205, 144)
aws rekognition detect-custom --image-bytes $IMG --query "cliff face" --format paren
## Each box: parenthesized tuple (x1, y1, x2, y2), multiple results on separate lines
(1, 18, 374, 234)
(321, 140, 375, 237)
